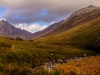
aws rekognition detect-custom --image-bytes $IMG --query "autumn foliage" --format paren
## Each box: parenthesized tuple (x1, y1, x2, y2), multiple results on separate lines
(55, 55, 100, 75)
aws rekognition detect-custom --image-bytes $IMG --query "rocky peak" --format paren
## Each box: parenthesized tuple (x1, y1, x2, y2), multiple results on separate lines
(0, 20, 9, 25)
(87, 5, 98, 8)
(0, 20, 33, 39)
(66, 5, 100, 21)
(0, 20, 5, 22)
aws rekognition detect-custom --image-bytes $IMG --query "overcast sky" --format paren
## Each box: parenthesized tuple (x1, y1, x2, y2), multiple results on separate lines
(0, 0, 100, 33)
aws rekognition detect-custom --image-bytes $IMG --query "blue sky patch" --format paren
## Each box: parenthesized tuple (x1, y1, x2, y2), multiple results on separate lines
(0, 7, 6, 18)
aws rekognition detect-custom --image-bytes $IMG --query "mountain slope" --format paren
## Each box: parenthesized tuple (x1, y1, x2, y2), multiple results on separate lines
(32, 20, 65, 38)
(0, 20, 32, 39)
(43, 5, 100, 36)
(35, 5, 100, 53)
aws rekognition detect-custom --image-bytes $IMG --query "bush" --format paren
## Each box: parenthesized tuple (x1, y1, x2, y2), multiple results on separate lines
(15, 37, 23, 41)
(0, 42, 12, 50)
(29, 40, 33, 42)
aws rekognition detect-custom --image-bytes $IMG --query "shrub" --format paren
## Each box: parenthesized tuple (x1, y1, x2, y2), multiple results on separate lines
(29, 40, 33, 42)
(0, 42, 12, 50)
(15, 37, 23, 41)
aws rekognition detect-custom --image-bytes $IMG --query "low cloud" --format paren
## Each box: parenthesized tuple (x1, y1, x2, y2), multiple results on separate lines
(15, 23, 48, 33)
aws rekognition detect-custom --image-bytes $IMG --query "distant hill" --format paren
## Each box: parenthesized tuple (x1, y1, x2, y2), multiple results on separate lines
(32, 20, 65, 38)
(0, 20, 32, 39)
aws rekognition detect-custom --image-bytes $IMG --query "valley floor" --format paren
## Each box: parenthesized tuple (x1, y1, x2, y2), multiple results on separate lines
(0, 37, 99, 75)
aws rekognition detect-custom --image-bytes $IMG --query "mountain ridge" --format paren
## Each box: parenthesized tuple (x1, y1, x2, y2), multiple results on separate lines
(31, 5, 100, 38)
(37, 5, 100, 37)
(0, 20, 33, 39)
(0, 5, 100, 40)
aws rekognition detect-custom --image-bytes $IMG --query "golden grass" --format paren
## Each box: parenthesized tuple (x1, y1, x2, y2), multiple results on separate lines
(55, 55, 100, 75)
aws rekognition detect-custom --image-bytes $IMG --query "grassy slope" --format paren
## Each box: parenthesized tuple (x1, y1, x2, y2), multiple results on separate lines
(36, 16, 100, 53)
(70, 17, 100, 52)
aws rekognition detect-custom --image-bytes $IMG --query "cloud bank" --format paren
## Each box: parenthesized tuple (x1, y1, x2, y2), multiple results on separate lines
(0, 0, 100, 33)
(0, 0, 100, 24)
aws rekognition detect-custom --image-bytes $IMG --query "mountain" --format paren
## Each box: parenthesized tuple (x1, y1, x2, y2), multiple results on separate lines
(32, 5, 100, 38)
(49, 5, 100, 35)
(0, 20, 32, 39)
(35, 5, 100, 53)
(56, 5, 100, 31)
(32, 20, 65, 38)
